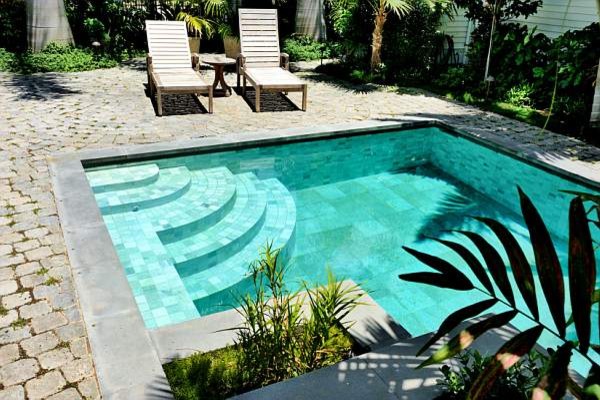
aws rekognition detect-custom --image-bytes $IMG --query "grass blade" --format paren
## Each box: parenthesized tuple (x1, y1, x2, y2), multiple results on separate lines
(457, 230, 515, 306)
(568, 196, 596, 354)
(476, 217, 539, 320)
(531, 342, 573, 400)
(431, 237, 495, 295)
(468, 325, 544, 400)
(518, 187, 566, 336)
(398, 272, 473, 290)
(416, 299, 497, 356)
(418, 310, 517, 369)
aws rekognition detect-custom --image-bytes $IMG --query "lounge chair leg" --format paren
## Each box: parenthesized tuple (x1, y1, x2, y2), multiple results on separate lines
(302, 85, 307, 111)
(242, 75, 246, 96)
(208, 88, 213, 114)
(255, 86, 261, 112)
(156, 89, 163, 117)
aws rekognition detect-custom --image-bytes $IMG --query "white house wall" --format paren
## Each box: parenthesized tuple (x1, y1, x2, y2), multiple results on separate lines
(439, 0, 599, 63)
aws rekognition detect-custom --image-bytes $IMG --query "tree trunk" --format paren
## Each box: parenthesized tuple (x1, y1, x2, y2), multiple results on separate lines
(369, 5, 387, 72)
(295, 0, 327, 40)
(26, 0, 74, 52)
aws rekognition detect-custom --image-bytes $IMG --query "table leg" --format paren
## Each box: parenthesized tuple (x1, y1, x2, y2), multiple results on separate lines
(212, 65, 232, 97)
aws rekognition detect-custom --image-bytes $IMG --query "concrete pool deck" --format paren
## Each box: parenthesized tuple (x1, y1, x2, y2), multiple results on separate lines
(1, 61, 599, 399)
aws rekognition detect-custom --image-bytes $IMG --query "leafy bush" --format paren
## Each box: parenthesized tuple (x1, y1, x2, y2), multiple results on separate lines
(283, 35, 331, 61)
(164, 346, 242, 400)
(17, 43, 118, 73)
(436, 349, 549, 399)
(164, 245, 363, 399)
(0, 0, 26, 52)
(236, 244, 361, 387)
(65, 0, 149, 55)
(504, 83, 534, 108)
(0, 48, 15, 72)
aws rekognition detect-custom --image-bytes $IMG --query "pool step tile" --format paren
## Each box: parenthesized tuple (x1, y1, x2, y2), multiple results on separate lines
(167, 173, 268, 277)
(87, 163, 160, 193)
(102, 215, 199, 329)
(94, 166, 191, 215)
(183, 178, 297, 306)
(142, 167, 238, 243)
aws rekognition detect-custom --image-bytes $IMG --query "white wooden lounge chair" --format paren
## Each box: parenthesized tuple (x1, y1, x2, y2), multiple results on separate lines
(145, 20, 213, 116)
(237, 9, 307, 112)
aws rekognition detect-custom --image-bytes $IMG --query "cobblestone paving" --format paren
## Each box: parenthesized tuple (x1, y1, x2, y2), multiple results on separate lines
(0, 59, 599, 399)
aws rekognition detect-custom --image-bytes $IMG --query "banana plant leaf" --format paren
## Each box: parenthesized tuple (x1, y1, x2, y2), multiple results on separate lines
(418, 310, 517, 368)
(431, 237, 495, 295)
(468, 325, 544, 400)
(456, 230, 516, 305)
(568, 196, 596, 354)
(518, 187, 566, 337)
(416, 299, 497, 356)
(476, 216, 539, 320)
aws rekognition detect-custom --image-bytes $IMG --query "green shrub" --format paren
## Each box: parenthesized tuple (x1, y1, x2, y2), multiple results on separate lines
(236, 244, 361, 387)
(504, 83, 534, 108)
(164, 346, 241, 400)
(436, 349, 549, 400)
(18, 43, 118, 73)
(0, 48, 15, 71)
(283, 35, 331, 61)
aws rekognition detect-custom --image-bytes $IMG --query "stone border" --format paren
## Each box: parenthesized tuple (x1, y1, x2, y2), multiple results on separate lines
(48, 119, 600, 399)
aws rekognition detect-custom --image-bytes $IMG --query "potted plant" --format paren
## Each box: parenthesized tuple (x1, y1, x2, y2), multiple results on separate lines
(219, 22, 240, 59)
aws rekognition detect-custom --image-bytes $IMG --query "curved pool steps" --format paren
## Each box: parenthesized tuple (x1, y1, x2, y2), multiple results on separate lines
(87, 164, 160, 193)
(168, 173, 268, 278)
(183, 178, 296, 304)
(143, 167, 238, 243)
(95, 166, 192, 215)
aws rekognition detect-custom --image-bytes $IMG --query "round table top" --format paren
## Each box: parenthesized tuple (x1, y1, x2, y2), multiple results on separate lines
(202, 55, 236, 66)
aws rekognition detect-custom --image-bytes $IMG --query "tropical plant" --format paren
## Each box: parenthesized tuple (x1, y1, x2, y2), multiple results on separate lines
(436, 349, 550, 399)
(399, 188, 599, 399)
(235, 243, 364, 387)
(159, 0, 229, 39)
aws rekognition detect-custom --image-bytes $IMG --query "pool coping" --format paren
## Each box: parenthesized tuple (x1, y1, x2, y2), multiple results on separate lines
(48, 119, 600, 399)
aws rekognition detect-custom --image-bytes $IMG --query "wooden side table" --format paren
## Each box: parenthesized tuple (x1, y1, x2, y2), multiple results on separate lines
(203, 56, 236, 97)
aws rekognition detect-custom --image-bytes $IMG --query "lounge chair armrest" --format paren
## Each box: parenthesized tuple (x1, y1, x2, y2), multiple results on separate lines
(236, 53, 246, 72)
(191, 53, 200, 70)
(147, 53, 153, 73)
(280, 52, 290, 70)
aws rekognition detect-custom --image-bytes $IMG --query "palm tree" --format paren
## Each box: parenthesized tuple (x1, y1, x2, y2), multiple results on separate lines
(368, 0, 413, 71)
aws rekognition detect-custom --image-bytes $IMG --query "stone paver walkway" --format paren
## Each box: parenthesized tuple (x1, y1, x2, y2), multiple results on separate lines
(0, 59, 598, 399)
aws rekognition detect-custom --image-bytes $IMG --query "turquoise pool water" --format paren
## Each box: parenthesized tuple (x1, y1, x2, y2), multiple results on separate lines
(86, 126, 599, 367)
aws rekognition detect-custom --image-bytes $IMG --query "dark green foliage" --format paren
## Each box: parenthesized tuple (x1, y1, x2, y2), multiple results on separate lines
(65, 0, 150, 56)
(381, 1, 445, 84)
(0, 0, 26, 52)
(0, 43, 118, 73)
(436, 349, 549, 400)
(0, 48, 15, 72)
(163, 346, 242, 400)
(283, 35, 334, 62)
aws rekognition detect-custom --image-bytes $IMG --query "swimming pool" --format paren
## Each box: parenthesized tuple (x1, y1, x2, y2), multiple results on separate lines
(85, 125, 599, 361)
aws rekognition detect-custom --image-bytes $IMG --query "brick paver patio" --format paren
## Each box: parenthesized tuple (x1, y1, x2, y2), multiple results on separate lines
(0, 60, 598, 399)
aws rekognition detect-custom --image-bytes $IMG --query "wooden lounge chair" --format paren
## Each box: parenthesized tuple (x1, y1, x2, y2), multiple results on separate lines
(237, 9, 307, 112)
(145, 20, 213, 116)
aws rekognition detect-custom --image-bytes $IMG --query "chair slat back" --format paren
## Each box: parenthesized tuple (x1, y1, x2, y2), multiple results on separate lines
(239, 9, 280, 68)
(146, 20, 192, 70)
